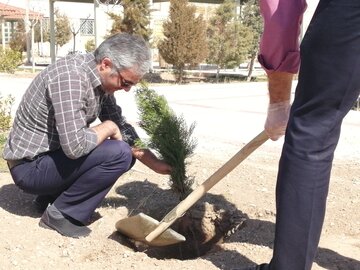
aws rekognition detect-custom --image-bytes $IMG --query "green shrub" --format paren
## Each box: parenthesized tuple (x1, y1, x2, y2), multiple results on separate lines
(0, 48, 22, 73)
(0, 132, 7, 153)
(85, 39, 95, 53)
(0, 94, 14, 170)
(0, 132, 8, 171)
(0, 94, 15, 132)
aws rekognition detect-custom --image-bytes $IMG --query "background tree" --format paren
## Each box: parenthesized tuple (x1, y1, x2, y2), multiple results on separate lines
(34, 19, 49, 56)
(158, 0, 208, 83)
(107, 0, 151, 41)
(107, 12, 121, 35)
(9, 21, 26, 53)
(52, 9, 71, 56)
(33, 11, 70, 56)
(10, 17, 42, 63)
(206, 0, 253, 82)
(241, 0, 263, 81)
(85, 39, 96, 52)
(70, 15, 91, 53)
(33, 21, 44, 43)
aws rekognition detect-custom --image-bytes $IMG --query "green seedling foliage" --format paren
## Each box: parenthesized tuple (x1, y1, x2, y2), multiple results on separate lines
(0, 94, 15, 132)
(135, 84, 197, 200)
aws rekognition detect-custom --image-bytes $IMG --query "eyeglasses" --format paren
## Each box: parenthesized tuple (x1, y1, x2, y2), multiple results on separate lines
(118, 71, 136, 88)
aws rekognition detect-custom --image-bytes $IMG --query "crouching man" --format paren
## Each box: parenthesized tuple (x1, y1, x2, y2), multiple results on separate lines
(3, 33, 171, 238)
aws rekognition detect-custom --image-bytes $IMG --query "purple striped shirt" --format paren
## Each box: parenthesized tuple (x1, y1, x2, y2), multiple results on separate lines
(259, 0, 307, 74)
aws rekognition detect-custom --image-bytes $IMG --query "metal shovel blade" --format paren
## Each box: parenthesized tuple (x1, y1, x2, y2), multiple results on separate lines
(115, 213, 186, 246)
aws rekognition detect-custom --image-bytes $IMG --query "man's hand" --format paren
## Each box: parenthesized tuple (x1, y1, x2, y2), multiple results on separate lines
(265, 100, 291, 141)
(91, 120, 122, 145)
(132, 148, 172, 175)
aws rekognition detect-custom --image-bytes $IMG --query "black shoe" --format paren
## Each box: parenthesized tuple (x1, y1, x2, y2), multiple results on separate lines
(39, 204, 91, 238)
(33, 195, 56, 212)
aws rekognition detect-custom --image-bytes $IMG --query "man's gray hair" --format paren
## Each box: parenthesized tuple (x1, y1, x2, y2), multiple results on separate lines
(94, 33, 151, 76)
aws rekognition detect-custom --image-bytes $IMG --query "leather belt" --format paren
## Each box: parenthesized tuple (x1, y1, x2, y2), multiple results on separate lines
(7, 159, 29, 170)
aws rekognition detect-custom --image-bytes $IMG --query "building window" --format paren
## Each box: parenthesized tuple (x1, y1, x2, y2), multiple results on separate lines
(2, 22, 13, 44)
(80, 19, 94, 36)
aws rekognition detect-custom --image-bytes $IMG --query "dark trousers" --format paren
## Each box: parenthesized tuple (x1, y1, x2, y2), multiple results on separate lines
(269, 1, 360, 269)
(9, 140, 133, 223)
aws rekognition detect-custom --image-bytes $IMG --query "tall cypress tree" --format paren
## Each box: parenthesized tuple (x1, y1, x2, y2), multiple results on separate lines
(206, 0, 254, 82)
(54, 10, 72, 52)
(242, 0, 263, 81)
(9, 21, 26, 52)
(158, 0, 208, 83)
(107, 0, 151, 41)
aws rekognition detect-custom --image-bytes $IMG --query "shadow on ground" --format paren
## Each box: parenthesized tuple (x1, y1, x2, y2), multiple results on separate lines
(0, 183, 41, 218)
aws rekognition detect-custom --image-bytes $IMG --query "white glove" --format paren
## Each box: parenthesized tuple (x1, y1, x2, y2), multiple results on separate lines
(265, 100, 291, 141)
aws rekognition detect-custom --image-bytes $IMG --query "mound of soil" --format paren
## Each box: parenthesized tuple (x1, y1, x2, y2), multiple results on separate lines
(140, 201, 247, 260)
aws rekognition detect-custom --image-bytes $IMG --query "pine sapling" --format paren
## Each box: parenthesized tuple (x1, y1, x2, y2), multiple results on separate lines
(135, 84, 197, 200)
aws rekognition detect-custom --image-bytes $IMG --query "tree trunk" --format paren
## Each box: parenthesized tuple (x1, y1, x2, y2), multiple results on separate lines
(72, 33, 76, 53)
(177, 66, 184, 84)
(246, 49, 258, 82)
(216, 66, 220, 83)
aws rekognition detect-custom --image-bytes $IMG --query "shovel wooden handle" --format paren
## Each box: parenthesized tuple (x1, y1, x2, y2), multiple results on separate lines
(145, 130, 269, 243)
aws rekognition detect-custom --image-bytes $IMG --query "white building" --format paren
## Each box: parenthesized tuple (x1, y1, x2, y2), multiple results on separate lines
(0, 0, 122, 61)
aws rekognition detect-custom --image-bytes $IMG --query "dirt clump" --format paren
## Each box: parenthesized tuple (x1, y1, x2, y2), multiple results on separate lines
(140, 201, 247, 260)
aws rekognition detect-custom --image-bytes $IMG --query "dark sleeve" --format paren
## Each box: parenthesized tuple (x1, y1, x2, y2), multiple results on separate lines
(98, 94, 139, 146)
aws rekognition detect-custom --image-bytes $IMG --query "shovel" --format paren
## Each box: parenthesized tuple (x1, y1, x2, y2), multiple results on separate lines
(115, 130, 269, 246)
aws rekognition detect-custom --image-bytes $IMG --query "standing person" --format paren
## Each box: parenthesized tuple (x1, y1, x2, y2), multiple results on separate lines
(3, 33, 172, 238)
(242, 0, 360, 269)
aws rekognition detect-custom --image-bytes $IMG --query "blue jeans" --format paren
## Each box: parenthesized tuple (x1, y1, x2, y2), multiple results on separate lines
(9, 140, 134, 223)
